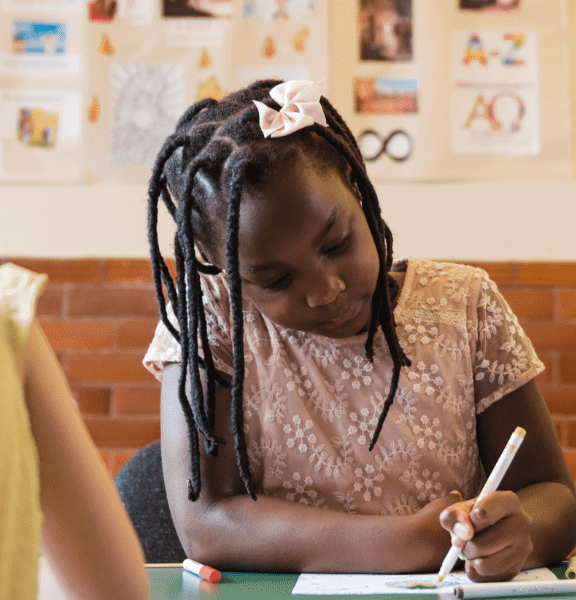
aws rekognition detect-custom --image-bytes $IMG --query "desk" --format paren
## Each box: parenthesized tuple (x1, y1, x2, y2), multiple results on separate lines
(148, 564, 574, 600)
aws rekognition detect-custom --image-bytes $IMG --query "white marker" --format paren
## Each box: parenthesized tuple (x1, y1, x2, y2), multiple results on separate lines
(454, 579, 576, 598)
(182, 558, 221, 583)
(437, 427, 526, 582)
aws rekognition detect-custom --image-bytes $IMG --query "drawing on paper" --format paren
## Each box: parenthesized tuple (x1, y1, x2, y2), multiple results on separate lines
(110, 63, 185, 166)
(89, 0, 118, 21)
(12, 21, 66, 54)
(354, 77, 418, 114)
(162, 0, 232, 18)
(17, 107, 58, 147)
(460, 0, 520, 11)
(197, 76, 225, 101)
(359, 0, 412, 62)
(292, 27, 309, 53)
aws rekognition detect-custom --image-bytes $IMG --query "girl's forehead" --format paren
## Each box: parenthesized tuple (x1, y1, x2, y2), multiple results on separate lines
(235, 161, 356, 256)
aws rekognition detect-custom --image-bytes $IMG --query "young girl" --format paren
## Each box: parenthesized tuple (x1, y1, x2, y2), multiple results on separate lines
(1, 262, 150, 600)
(143, 79, 576, 581)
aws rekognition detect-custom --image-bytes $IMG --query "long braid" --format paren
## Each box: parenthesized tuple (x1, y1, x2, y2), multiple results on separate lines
(225, 157, 256, 499)
(147, 79, 411, 503)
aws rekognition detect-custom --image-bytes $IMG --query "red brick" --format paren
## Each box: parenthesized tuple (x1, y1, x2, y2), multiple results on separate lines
(558, 291, 576, 320)
(72, 386, 111, 414)
(83, 416, 160, 448)
(563, 448, 576, 482)
(535, 355, 554, 384)
(104, 258, 178, 281)
(113, 386, 161, 415)
(99, 450, 111, 471)
(104, 259, 153, 283)
(39, 319, 114, 351)
(520, 322, 576, 353)
(115, 318, 159, 349)
(68, 285, 158, 317)
(552, 417, 568, 445)
(560, 355, 576, 384)
(36, 284, 64, 316)
(519, 263, 576, 287)
(565, 419, 576, 449)
(66, 352, 152, 383)
(5, 258, 102, 283)
(539, 385, 576, 415)
(109, 450, 137, 479)
(500, 289, 553, 319)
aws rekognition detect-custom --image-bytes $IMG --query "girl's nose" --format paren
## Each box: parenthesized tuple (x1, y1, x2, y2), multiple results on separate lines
(306, 274, 346, 308)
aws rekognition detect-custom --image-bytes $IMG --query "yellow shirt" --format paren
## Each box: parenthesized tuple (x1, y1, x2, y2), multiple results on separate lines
(0, 263, 46, 600)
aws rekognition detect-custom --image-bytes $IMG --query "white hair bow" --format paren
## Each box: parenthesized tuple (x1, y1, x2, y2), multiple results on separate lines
(252, 80, 328, 138)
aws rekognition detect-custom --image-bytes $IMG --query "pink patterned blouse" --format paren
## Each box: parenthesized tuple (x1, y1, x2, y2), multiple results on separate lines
(144, 257, 544, 515)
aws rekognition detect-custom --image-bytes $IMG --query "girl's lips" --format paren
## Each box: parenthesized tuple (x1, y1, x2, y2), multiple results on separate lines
(328, 300, 361, 326)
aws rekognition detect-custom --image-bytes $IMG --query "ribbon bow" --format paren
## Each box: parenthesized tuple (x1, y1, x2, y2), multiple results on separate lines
(253, 80, 328, 138)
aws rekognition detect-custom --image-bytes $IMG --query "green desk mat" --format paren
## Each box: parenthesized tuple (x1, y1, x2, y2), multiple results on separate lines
(147, 564, 571, 600)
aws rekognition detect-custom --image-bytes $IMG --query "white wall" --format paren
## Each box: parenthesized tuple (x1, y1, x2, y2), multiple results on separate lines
(1, 179, 574, 260)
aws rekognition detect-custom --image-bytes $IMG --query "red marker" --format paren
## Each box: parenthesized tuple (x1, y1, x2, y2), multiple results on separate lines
(182, 558, 222, 583)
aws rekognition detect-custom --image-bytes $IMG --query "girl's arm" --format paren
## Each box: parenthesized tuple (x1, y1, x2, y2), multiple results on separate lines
(20, 321, 151, 600)
(161, 363, 459, 574)
(440, 378, 576, 581)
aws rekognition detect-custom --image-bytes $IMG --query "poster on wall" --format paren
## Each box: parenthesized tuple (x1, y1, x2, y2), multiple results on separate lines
(451, 30, 540, 156)
(358, 0, 412, 62)
(232, 0, 328, 98)
(0, 0, 83, 181)
(459, 0, 520, 11)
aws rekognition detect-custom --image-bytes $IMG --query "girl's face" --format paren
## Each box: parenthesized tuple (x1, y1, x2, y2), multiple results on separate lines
(217, 152, 380, 339)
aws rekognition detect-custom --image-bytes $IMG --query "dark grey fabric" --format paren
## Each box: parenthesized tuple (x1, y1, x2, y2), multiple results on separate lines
(115, 440, 186, 563)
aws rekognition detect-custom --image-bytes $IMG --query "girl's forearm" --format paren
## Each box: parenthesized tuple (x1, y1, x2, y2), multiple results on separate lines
(184, 493, 453, 574)
(518, 482, 576, 568)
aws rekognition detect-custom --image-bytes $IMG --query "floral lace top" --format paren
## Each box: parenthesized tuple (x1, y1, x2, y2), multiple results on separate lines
(144, 257, 544, 515)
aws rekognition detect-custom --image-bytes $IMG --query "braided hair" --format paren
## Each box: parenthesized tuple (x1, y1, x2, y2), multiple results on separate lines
(147, 80, 411, 502)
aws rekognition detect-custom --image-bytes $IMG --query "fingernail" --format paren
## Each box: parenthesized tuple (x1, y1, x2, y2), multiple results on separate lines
(450, 489, 463, 502)
(454, 522, 470, 539)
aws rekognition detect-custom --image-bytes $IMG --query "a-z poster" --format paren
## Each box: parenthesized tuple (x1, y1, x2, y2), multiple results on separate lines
(330, 0, 572, 181)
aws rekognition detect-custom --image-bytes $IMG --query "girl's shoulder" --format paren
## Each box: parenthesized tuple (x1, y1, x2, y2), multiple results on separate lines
(397, 257, 492, 311)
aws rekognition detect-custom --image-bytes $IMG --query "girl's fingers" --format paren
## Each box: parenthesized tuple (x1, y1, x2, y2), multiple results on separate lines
(464, 541, 531, 583)
(439, 498, 476, 541)
(469, 491, 523, 532)
(458, 514, 532, 560)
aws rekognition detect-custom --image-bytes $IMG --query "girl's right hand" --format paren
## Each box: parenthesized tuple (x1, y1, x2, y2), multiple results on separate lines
(418, 490, 464, 519)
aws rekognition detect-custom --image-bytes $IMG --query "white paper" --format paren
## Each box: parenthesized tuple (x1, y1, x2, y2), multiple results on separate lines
(117, 0, 153, 26)
(0, 88, 81, 141)
(451, 30, 540, 156)
(292, 567, 556, 596)
(1, 0, 81, 12)
(109, 62, 184, 166)
(162, 19, 231, 47)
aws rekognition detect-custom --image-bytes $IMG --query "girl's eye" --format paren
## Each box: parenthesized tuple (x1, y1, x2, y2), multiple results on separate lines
(260, 273, 292, 291)
(325, 234, 351, 257)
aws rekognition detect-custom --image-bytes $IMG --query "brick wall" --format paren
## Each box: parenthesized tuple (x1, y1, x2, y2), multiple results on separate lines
(3, 258, 576, 482)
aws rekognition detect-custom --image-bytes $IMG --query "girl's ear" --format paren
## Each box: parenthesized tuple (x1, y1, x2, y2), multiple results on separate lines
(195, 245, 222, 271)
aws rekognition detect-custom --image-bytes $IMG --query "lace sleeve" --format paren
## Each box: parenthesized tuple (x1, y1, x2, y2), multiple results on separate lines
(143, 273, 234, 382)
(472, 270, 544, 414)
